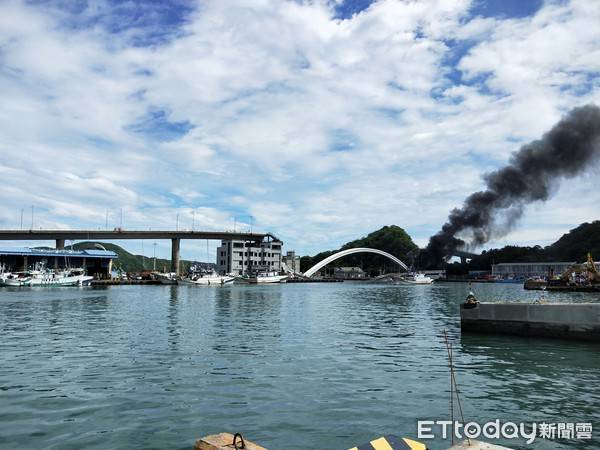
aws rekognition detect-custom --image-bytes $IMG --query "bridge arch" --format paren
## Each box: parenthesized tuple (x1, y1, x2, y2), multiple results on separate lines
(303, 247, 409, 278)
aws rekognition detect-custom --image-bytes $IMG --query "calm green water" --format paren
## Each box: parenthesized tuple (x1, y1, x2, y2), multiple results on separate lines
(0, 283, 599, 450)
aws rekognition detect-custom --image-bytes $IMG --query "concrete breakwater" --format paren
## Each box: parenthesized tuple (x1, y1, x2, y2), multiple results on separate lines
(461, 302, 600, 341)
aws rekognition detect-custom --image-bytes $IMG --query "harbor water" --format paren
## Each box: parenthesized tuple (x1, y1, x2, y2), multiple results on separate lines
(1, 283, 599, 450)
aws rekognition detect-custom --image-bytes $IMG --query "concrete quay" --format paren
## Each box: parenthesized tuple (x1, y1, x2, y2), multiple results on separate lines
(461, 302, 600, 341)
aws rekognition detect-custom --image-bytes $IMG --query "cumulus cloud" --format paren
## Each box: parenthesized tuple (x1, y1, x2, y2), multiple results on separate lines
(0, 0, 599, 258)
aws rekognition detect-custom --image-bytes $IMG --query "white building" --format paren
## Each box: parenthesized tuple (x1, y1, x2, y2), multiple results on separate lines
(216, 237, 283, 275)
(282, 250, 301, 274)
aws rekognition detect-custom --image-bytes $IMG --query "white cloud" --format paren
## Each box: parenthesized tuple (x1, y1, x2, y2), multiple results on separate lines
(0, 0, 598, 258)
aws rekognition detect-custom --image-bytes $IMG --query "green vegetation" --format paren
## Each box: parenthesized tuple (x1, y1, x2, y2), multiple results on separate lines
(68, 242, 210, 273)
(300, 225, 418, 276)
(545, 221, 600, 261)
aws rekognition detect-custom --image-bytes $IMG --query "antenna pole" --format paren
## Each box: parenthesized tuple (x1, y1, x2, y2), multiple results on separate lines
(443, 329, 469, 446)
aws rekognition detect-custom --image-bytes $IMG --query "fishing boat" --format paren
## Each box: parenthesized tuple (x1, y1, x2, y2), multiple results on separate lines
(399, 273, 434, 285)
(155, 272, 178, 284)
(246, 270, 288, 284)
(0, 266, 93, 287)
(178, 273, 235, 286)
(178, 265, 234, 286)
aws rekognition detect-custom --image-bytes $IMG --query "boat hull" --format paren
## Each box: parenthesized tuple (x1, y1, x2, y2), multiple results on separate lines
(178, 276, 235, 286)
(156, 273, 178, 285)
(248, 275, 288, 284)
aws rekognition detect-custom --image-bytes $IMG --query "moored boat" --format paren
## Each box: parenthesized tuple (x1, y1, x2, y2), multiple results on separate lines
(398, 273, 434, 284)
(177, 265, 234, 286)
(178, 274, 235, 286)
(246, 271, 288, 284)
(0, 266, 93, 287)
(155, 272, 178, 284)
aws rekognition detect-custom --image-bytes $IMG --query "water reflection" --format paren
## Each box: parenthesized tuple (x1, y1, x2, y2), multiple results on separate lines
(168, 285, 180, 350)
(0, 283, 599, 450)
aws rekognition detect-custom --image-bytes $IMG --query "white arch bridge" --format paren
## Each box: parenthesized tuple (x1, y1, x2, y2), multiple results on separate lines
(302, 247, 409, 278)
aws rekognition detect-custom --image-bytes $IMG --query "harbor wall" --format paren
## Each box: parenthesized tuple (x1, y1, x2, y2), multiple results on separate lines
(461, 302, 600, 341)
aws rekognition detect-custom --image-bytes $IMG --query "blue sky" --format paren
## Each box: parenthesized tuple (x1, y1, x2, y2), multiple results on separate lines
(0, 0, 599, 261)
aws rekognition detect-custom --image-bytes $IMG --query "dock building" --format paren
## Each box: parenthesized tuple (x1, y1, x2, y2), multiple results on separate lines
(0, 247, 118, 278)
(334, 267, 367, 280)
(492, 262, 576, 278)
(216, 237, 283, 275)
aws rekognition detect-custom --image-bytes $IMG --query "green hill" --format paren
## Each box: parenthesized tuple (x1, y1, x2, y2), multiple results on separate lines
(546, 221, 600, 261)
(68, 242, 212, 273)
(300, 225, 418, 276)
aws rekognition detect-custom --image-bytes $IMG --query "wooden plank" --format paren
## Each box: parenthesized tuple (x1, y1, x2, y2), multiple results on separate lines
(194, 433, 268, 450)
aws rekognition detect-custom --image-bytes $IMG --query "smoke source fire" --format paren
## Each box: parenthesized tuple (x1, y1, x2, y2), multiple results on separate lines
(426, 104, 600, 262)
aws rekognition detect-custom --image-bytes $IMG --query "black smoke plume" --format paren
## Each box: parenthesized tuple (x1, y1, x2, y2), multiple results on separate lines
(426, 104, 600, 263)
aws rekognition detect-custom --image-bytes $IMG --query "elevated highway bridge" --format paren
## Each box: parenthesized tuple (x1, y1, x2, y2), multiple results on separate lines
(0, 229, 277, 275)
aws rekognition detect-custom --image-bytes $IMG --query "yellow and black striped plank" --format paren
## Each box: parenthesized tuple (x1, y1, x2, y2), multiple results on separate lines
(348, 435, 426, 450)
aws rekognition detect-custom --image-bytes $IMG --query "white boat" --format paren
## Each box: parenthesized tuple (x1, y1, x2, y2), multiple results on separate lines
(247, 271, 288, 284)
(0, 267, 93, 287)
(399, 273, 434, 285)
(178, 275, 235, 285)
(178, 268, 234, 286)
(155, 272, 178, 284)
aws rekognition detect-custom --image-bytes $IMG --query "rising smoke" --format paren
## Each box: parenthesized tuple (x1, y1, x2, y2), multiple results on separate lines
(426, 104, 600, 262)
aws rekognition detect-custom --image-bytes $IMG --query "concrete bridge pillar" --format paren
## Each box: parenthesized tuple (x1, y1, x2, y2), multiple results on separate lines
(171, 238, 181, 275)
(56, 239, 65, 250)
